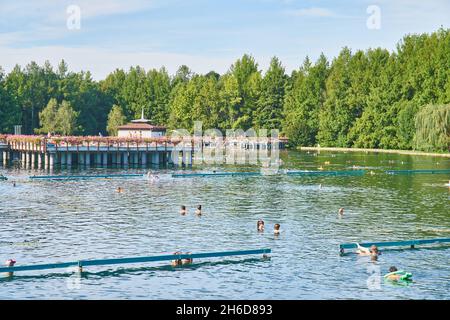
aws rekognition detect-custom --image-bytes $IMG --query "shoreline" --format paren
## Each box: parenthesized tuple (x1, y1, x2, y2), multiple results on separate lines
(298, 147, 450, 158)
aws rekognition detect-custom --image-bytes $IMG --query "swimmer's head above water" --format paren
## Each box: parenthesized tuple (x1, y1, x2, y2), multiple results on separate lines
(257, 220, 265, 231)
(274, 223, 280, 234)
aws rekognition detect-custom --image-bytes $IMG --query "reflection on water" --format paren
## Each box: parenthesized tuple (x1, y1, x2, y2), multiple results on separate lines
(0, 151, 449, 299)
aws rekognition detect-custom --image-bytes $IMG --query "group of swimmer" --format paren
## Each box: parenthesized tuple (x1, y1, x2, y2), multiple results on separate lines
(257, 220, 281, 235)
(179, 205, 202, 216)
(337, 207, 411, 282)
(171, 252, 193, 267)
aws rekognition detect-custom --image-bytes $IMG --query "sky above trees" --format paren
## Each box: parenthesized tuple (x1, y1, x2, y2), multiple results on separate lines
(1, 0, 450, 79)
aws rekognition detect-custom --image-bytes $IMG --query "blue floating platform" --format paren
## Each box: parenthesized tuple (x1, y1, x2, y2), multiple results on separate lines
(29, 174, 145, 180)
(0, 248, 271, 274)
(339, 238, 450, 254)
(386, 169, 450, 175)
(172, 172, 262, 178)
(286, 170, 365, 176)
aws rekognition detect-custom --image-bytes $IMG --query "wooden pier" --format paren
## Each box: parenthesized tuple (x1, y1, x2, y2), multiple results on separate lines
(0, 135, 194, 168)
(0, 134, 287, 169)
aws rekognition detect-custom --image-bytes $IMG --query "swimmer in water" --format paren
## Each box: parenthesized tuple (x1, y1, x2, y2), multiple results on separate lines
(338, 208, 344, 216)
(181, 252, 193, 265)
(171, 252, 183, 267)
(274, 223, 280, 235)
(257, 220, 265, 232)
(12, 182, 16, 187)
(385, 266, 401, 281)
(195, 205, 202, 216)
(180, 205, 187, 215)
(148, 172, 159, 181)
(356, 244, 380, 258)
(4, 259, 16, 277)
(384, 266, 412, 281)
(116, 187, 123, 193)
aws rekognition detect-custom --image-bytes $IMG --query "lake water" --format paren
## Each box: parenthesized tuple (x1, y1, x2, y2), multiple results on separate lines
(0, 151, 449, 299)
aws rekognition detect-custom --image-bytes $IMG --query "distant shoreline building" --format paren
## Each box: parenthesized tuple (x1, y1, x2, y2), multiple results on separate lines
(117, 109, 166, 138)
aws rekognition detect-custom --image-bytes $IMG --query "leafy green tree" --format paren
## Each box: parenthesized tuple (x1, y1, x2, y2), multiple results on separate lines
(36, 98, 59, 134)
(254, 57, 286, 130)
(228, 54, 261, 130)
(0, 68, 21, 133)
(414, 104, 450, 152)
(37, 99, 80, 135)
(283, 55, 328, 146)
(106, 104, 126, 136)
(56, 100, 80, 135)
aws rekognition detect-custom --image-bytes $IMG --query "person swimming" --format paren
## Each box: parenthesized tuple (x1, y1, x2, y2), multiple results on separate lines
(384, 266, 412, 281)
(171, 252, 193, 266)
(116, 187, 123, 193)
(385, 266, 401, 281)
(4, 259, 16, 277)
(356, 244, 380, 258)
(181, 252, 193, 265)
(171, 252, 183, 267)
(257, 220, 265, 232)
(180, 205, 187, 215)
(195, 205, 202, 216)
(338, 208, 344, 216)
(147, 172, 160, 182)
(274, 223, 280, 235)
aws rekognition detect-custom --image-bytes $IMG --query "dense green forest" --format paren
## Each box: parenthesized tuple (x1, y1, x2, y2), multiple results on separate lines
(1, 28, 449, 152)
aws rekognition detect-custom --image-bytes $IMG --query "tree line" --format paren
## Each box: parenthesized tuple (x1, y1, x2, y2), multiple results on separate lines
(0, 28, 449, 152)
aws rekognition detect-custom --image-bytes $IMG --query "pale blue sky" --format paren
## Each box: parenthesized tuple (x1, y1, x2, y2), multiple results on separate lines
(1, 0, 449, 79)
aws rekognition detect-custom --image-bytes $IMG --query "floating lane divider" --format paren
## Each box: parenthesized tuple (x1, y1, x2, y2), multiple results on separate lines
(173, 170, 366, 178)
(0, 248, 271, 274)
(286, 170, 365, 176)
(339, 238, 450, 254)
(386, 169, 450, 175)
(29, 174, 145, 181)
(172, 172, 262, 178)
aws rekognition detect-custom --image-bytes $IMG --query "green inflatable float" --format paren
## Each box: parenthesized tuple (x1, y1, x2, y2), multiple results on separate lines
(384, 270, 413, 282)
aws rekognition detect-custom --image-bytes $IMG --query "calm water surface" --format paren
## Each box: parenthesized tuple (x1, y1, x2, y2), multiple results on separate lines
(0, 151, 449, 299)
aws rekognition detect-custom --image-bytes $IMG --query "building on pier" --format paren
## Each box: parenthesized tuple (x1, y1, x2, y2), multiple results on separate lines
(117, 109, 166, 138)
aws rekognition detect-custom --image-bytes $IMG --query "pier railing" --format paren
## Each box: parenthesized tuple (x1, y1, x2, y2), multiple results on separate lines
(0, 135, 287, 152)
(1, 135, 188, 153)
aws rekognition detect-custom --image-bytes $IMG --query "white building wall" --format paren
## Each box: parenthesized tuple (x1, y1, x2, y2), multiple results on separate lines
(118, 130, 165, 138)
